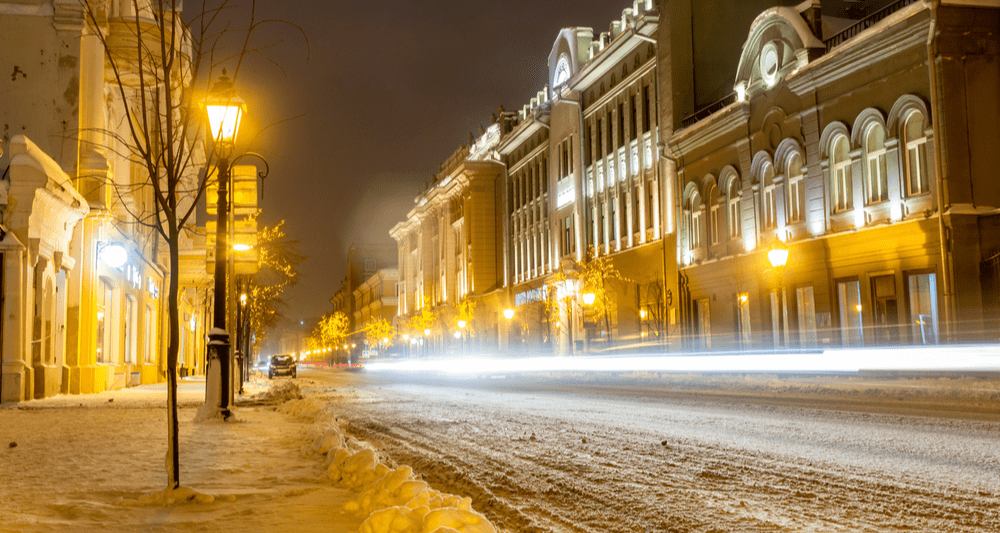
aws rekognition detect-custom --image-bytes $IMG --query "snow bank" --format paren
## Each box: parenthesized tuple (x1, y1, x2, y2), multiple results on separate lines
(275, 389, 497, 533)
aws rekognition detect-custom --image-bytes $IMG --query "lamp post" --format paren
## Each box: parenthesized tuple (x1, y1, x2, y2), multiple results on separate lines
(237, 291, 247, 392)
(767, 239, 790, 348)
(203, 70, 245, 419)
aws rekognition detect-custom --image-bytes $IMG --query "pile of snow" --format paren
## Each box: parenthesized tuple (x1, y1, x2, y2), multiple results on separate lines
(276, 395, 497, 533)
(250, 380, 305, 404)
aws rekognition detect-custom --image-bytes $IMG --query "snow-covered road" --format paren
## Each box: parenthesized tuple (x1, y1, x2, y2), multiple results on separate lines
(309, 368, 1000, 532)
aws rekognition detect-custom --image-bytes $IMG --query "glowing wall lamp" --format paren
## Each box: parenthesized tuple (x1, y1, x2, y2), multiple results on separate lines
(582, 292, 596, 306)
(98, 242, 128, 268)
(767, 239, 789, 269)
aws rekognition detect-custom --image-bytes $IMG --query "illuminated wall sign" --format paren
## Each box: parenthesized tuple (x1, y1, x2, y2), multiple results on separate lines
(556, 183, 575, 208)
(515, 285, 549, 306)
(127, 264, 141, 289)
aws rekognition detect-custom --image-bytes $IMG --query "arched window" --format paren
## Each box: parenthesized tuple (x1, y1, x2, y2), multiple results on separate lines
(787, 153, 805, 222)
(727, 178, 742, 238)
(688, 191, 703, 251)
(761, 163, 776, 230)
(903, 112, 930, 196)
(708, 184, 721, 245)
(832, 136, 852, 212)
(865, 124, 888, 203)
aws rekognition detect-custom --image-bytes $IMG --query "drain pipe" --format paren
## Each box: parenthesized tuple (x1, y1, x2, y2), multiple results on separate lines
(926, 0, 954, 341)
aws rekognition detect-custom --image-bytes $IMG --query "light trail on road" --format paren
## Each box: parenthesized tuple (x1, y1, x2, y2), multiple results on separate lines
(365, 344, 1000, 375)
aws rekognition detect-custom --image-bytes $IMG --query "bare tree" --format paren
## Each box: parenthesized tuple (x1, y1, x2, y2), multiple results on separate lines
(80, 0, 304, 490)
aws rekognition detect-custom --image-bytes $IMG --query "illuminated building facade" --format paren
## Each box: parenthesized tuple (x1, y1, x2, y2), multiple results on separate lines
(353, 268, 399, 357)
(390, 0, 999, 354)
(0, 1, 210, 402)
(500, 0, 667, 353)
(329, 243, 397, 361)
(661, 0, 1000, 349)
(390, 127, 507, 352)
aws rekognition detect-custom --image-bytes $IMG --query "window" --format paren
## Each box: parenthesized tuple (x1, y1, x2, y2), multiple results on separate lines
(908, 272, 938, 344)
(124, 296, 136, 364)
(611, 198, 620, 243)
(563, 216, 572, 256)
(607, 111, 614, 152)
(642, 85, 651, 133)
(727, 179, 742, 238)
(737, 293, 751, 346)
(144, 305, 155, 363)
(865, 124, 888, 204)
(796, 286, 817, 347)
(695, 298, 711, 349)
(787, 154, 805, 223)
(690, 194, 703, 250)
(630, 95, 638, 140)
(710, 203, 720, 245)
(633, 186, 641, 236)
(596, 118, 603, 159)
(904, 112, 930, 196)
(837, 279, 863, 346)
(646, 180, 655, 230)
(96, 281, 112, 363)
(770, 289, 788, 347)
(617, 102, 625, 146)
(761, 163, 776, 230)
(832, 136, 852, 212)
(708, 184, 721, 246)
(631, 144, 639, 176)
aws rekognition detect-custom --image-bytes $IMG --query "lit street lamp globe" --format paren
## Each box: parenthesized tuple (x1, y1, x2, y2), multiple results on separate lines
(768, 240, 790, 268)
(582, 292, 596, 306)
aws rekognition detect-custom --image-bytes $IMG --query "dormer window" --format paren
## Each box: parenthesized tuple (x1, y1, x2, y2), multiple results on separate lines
(553, 53, 571, 88)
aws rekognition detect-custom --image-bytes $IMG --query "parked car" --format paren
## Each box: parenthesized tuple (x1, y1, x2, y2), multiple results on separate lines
(268, 354, 297, 379)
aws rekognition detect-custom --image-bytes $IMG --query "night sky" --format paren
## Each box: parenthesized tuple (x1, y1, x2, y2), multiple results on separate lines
(226, 0, 866, 329)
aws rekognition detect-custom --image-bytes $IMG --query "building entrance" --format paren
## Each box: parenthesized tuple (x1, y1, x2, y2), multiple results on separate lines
(871, 274, 898, 345)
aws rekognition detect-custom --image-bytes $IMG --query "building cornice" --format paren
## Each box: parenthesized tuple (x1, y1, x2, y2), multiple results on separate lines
(670, 103, 749, 156)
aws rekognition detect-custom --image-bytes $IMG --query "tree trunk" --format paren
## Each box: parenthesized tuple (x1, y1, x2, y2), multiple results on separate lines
(166, 221, 181, 488)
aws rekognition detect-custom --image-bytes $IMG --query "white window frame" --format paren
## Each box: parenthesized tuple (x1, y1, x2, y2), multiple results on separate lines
(787, 155, 805, 223)
(727, 183, 741, 238)
(832, 137, 852, 213)
(904, 113, 930, 197)
(865, 125, 888, 204)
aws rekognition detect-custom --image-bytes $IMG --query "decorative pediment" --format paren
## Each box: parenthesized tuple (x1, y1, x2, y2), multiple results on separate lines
(548, 28, 593, 99)
(734, 5, 824, 99)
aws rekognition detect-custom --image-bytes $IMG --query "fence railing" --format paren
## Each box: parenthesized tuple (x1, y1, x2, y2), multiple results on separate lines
(824, 0, 920, 52)
(680, 92, 737, 129)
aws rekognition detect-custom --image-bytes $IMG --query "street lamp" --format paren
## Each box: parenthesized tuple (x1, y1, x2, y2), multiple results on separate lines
(582, 292, 596, 306)
(203, 70, 245, 419)
(768, 239, 790, 347)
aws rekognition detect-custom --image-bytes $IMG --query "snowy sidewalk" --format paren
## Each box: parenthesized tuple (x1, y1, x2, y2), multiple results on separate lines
(0, 377, 364, 533)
